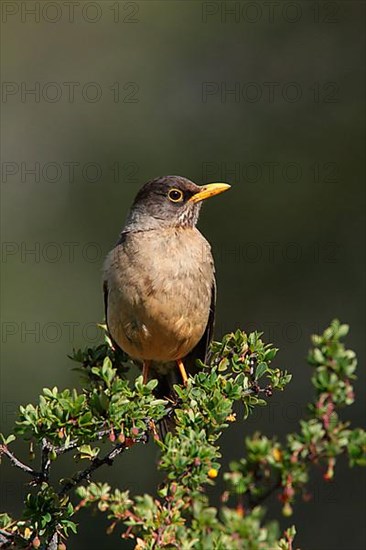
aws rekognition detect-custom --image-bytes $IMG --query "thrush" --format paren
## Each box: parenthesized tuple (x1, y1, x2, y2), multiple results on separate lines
(103, 176, 230, 431)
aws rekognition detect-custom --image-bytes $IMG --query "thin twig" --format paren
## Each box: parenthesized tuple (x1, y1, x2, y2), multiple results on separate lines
(43, 428, 112, 457)
(58, 433, 148, 498)
(0, 445, 42, 479)
(0, 529, 29, 549)
(0, 529, 14, 546)
(247, 474, 282, 509)
(39, 428, 117, 481)
(46, 531, 58, 550)
(41, 439, 52, 481)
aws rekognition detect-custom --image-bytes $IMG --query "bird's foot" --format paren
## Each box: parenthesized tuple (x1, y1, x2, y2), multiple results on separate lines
(142, 360, 151, 384)
(177, 358, 188, 386)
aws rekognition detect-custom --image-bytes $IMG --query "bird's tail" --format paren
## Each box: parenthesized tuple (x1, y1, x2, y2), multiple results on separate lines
(152, 356, 201, 439)
(153, 367, 181, 439)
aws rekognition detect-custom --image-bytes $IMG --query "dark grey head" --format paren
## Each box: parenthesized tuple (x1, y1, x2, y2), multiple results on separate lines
(123, 176, 230, 233)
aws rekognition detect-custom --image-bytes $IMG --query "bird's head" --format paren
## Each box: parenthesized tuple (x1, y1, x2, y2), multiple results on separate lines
(124, 176, 230, 232)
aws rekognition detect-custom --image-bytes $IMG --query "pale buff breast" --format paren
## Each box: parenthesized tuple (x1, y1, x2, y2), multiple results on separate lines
(103, 227, 214, 362)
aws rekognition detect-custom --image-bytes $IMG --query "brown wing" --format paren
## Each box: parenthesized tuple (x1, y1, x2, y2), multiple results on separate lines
(103, 233, 127, 349)
(184, 279, 216, 375)
(103, 278, 125, 356)
(103, 279, 109, 327)
(103, 278, 115, 344)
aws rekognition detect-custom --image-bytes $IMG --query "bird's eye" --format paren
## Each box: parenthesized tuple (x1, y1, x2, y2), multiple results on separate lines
(168, 188, 184, 203)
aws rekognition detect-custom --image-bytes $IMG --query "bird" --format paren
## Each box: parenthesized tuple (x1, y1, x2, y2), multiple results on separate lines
(103, 175, 230, 432)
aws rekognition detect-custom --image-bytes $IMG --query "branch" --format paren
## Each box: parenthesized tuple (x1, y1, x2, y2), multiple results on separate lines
(58, 432, 148, 497)
(46, 531, 58, 550)
(41, 429, 109, 457)
(247, 476, 282, 509)
(0, 445, 42, 480)
(0, 529, 29, 550)
(39, 428, 124, 482)
(0, 530, 14, 548)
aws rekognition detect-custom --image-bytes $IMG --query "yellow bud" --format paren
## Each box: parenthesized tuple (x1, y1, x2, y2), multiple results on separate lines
(208, 468, 218, 479)
(272, 447, 282, 462)
(282, 502, 293, 517)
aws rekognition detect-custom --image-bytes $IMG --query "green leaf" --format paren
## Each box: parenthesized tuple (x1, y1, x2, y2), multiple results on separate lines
(78, 412, 93, 426)
(0, 433, 16, 445)
(255, 362, 268, 380)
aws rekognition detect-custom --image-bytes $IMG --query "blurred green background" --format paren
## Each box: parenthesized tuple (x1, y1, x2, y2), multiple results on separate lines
(1, 1, 365, 548)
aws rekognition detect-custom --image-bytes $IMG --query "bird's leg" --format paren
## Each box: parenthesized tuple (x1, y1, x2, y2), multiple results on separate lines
(142, 360, 151, 384)
(177, 358, 188, 386)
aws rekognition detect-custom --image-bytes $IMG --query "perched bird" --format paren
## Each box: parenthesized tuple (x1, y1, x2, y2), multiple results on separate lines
(103, 176, 230, 429)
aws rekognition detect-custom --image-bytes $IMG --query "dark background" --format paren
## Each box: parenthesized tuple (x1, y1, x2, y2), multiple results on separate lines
(1, 1, 365, 548)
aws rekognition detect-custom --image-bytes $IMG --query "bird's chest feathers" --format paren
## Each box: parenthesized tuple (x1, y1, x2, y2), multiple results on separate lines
(105, 228, 214, 361)
(125, 228, 213, 300)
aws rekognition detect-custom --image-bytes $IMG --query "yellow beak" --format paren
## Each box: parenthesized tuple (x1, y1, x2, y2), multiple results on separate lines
(189, 183, 231, 204)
